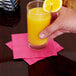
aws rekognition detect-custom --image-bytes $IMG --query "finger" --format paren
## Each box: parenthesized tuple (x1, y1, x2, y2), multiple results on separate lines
(39, 23, 59, 39)
(48, 31, 63, 39)
(39, 18, 61, 39)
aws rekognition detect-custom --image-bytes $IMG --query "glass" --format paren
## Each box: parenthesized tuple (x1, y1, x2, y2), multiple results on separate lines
(27, 1, 51, 49)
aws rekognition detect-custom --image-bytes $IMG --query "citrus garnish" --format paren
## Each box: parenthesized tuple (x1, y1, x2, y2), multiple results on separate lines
(43, 0, 62, 12)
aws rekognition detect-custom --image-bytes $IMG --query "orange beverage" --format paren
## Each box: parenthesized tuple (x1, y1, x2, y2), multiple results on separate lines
(27, 1, 51, 49)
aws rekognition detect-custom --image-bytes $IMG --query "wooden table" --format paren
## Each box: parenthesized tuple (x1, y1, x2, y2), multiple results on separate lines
(0, 0, 76, 76)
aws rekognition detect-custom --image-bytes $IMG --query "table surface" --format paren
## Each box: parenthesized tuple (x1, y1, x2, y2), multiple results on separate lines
(0, 0, 76, 76)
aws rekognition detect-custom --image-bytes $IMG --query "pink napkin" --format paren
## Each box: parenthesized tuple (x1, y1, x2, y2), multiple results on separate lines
(6, 33, 63, 65)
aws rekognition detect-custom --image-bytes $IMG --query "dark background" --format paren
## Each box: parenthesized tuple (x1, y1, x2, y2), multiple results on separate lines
(0, 0, 76, 76)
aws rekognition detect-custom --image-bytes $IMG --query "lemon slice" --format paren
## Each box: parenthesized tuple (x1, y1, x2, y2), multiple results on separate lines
(43, 0, 62, 12)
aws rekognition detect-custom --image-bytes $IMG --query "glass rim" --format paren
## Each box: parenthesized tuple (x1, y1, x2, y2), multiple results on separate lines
(27, 0, 51, 15)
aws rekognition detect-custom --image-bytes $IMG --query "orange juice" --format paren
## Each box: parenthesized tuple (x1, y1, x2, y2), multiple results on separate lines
(27, 7, 51, 46)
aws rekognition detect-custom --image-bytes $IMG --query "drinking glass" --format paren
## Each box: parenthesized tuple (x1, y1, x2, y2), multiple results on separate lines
(27, 1, 51, 49)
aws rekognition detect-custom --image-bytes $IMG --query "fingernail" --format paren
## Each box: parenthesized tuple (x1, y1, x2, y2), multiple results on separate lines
(39, 33, 45, 39)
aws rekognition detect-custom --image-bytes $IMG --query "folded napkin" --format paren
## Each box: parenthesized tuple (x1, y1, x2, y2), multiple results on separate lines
(6, 33, 63, 65)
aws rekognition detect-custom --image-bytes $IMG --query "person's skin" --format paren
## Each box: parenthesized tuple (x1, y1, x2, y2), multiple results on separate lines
(39, 7, 76, 39)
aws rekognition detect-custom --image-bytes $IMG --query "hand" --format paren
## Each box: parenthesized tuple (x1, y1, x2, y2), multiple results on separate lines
(39, 7, 76, 39)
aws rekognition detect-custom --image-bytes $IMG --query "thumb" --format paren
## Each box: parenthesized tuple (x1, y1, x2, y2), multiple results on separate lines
(39, 18, 61, 39)
(49, 30, 63, 39)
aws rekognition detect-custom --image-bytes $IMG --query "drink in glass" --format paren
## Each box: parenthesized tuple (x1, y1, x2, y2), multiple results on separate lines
(27, 1, 51, 49)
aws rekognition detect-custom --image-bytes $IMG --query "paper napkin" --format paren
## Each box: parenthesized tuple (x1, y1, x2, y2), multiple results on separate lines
(6, 33, 63, 65)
